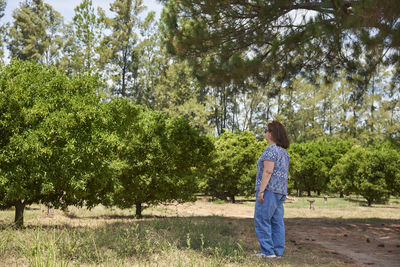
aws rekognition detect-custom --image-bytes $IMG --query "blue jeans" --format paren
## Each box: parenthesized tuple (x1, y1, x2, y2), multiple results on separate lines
(254, 190, 286, 256)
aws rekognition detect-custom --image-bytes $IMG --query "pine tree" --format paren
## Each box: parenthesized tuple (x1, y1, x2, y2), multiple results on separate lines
(71, 0, 105, 74)
(0, 0, 6, 65)
(7, 0, 61, 62)
(161, 0, 400, 88)
(101, 0, 146, 97)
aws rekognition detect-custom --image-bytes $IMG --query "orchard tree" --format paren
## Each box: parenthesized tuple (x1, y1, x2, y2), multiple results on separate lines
(205, 130, 265, 202)
(0, 61, 113, 227)
(289, 142, 328, 196)
(104, 99, 213, 217)
(289, 140, 353, 196)
(330, 145, 400, 206)
(368, 143, 400, 198)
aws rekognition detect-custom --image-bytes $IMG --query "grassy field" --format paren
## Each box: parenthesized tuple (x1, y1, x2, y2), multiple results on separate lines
(0, 196, 399, 267)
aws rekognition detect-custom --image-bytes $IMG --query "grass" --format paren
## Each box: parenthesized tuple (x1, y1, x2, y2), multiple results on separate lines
(282, 196, 400, 224)
(0, 196, 399, 266)
(0, 215, 261, 266)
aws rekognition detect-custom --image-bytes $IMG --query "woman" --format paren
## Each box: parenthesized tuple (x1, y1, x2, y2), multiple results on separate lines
(254, 120, 290, 258)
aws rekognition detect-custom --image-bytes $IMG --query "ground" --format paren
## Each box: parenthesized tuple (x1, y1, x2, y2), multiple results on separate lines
(1, 197, 399, 266)
(164, 197, 400, 267)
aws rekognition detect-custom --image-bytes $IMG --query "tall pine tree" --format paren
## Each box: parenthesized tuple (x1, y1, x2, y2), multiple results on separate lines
(7, 0, 62, 63)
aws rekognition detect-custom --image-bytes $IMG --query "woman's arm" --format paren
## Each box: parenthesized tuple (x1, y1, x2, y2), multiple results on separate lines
(257, 160, 275, 203)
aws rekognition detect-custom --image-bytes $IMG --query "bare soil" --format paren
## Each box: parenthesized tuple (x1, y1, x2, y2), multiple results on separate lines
(166, 200, 400, 267)
(286, 218, 400, 267)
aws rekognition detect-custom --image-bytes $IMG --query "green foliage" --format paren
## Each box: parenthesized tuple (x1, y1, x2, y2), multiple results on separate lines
(104, 98, 213, 217)
(1, 1, 399, 141)
(0, 0, 6, 65)
(0, 60, 112, 226)
(153, 59, 213, 133)
(289, 140, 353, 196)
(102, 0, 146, 97)
(7, 0, 62, 63)
(0, 0, 5, 19)
(161, 1, 400, 139)
(329, 144, 400, 206)
(162, 0, 400, 86)
(205, 131, 266, 202)
(70, 0, 105, 74)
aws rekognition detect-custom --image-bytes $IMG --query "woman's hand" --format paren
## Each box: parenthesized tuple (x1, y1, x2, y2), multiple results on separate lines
(258, 191, 264, 203)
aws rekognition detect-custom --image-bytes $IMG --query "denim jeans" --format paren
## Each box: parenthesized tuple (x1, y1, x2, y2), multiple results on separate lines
(254, 190, 286, 256)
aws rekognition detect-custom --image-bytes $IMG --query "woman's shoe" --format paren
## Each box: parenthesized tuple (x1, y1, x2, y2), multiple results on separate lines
(254, 253, 276, 258)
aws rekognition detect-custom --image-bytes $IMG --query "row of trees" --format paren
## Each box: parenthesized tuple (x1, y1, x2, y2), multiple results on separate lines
(205, 131, 400, 206)
(1, 61, 399, 227)
(0, 0, 399, 141)
(0, 61, 212, 227)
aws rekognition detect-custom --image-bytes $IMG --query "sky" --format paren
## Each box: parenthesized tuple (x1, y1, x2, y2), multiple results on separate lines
(3, 0, 164, 23)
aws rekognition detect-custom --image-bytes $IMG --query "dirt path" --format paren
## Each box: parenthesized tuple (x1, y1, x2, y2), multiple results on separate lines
(165, 201, 400, 267)
(286, 218, 400, 267)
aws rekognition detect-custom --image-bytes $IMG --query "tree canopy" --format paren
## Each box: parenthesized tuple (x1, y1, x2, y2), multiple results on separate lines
(104, 98, 213, 217)
(0, 60, 113, 227)
(161, 0, 400, 86)
(329, 144, 400, 205)
(205, 130, 266, 202)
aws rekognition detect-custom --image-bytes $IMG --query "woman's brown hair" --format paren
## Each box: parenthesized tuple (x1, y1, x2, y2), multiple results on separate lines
(267, 121, 290, 149)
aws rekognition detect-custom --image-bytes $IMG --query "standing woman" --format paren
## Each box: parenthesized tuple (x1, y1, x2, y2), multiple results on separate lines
(254, 120, 290, 258)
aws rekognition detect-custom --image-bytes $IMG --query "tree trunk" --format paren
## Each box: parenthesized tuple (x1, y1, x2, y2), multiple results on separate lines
(231, 195, 235, 203)
(297, 189, 302, 197)
(14, 200, 25, 228)
(135, 202, 142, 218)
(307, 190, 311, 197)
(340, 192, 344, 198)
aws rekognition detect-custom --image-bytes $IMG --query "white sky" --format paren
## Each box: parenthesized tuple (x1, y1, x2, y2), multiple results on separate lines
(3, 0, 164, 23)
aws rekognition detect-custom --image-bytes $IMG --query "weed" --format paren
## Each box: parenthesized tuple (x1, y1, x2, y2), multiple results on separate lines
(1, 197, 398, 266)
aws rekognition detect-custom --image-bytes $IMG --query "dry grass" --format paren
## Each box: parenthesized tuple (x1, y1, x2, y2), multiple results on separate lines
(0, 196, 399, 266)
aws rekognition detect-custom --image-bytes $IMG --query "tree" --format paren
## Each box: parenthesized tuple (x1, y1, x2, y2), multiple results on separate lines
(161, 1, 400, 138)
(0, 0, 6, 64)
(289, 142, 328, 196)
(135, 11, 165, 106)
(289, 140, 353, 196)
(102, 0, 146, 97)
(0, 0, 5, 20)
(161, 1, 400, 87)
(57, 22, 79, 75)
(130, 12, 214, 134)
(378, 66, 400, 141)
(104, 98, 213, 217)
(153, 59, 213, 134)
(205, 131, 265, 202)
(42, 3, 63, 66)
(369, 143, 400, 198)
(7, 0, 62, 63)
(71, 0, 105, 74)
(0, 61, 113, 227)
(330, 145, 400, 206)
